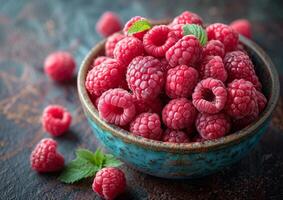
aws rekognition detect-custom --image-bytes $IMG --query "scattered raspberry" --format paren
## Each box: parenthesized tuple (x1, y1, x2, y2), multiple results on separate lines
(230, 19, 252, 39)
(130, 113, 163, 140)
(224, 51, 261, 90)
(92, 167, 126, 200)
(42, 105, 72, 136)
(171, 11, 203, 26)
(96, 11, 122, 37)
(163, 129, 189, 143)
(124, 16, 148, 40)
(44, 51, 76, 82)
(105, 33, 125, 57)
(126, 56, 164, 101)
(225, 79, 258, 119)
(199, 56, 227, 82)
(196, 112, 231, 140)
(255, 90, 267, 113)
(93, 56, 111, 68)
(98, 88, 136, 126)
(165, 65, 199, 98)
(206, 23, 239, 52)
(134, 97, 163, 115)
(165, 35, 202, 68)
(114, 36, 144, 65)
(30, 138, 64, 172)
(162, 98, 197, 130)
(192, 78, 227, 114)
(202, 40, 225, 58)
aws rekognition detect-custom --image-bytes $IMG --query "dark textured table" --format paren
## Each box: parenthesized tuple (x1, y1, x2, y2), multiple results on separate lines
(1, 0, 283, 199)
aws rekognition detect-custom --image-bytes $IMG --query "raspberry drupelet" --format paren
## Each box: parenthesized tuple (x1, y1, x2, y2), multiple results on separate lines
(96, 11, 122, 37)
(105, 33, 125, 57)
(163, 129, 189, 143)
(202, 40, 225, 58)
(171, 11, 203, 26)
(123, 16, 148, 40)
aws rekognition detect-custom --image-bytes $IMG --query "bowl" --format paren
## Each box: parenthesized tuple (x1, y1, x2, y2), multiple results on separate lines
(78, 33, 279, 178)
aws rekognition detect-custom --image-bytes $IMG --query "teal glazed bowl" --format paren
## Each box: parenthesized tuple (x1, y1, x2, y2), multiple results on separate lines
(78, 36, 279, 179)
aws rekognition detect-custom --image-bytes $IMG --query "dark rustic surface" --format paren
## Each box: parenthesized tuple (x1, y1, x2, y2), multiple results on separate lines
(1, 0, 283, 199)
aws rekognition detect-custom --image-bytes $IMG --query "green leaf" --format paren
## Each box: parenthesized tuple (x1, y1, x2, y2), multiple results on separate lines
(76, 149, 96, 164)
(183, 24, 207, 46)
(93, 148, 105, 168)
(127, 19, 152, 34)
(103, 154, 123, 168)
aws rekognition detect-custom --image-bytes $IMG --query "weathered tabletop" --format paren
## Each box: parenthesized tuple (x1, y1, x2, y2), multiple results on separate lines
(1, 0, 283, 199)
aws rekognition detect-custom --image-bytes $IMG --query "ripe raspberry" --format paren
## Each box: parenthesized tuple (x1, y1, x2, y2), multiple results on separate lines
(256, 90, 267, 113)
(105, 33, 125, 57)
(202, 40, 225, 58)
(225, 79, 258, 119)
(85, 59, 124, 96)
(130, 113, 163, 140)
(96, 11, 121, 37)
(165, 65, 199, 98)
(98, 88, 136, 126)
(206, 23, 239, 52)
(199, 56, 227, 82)
(126, 56, 164, 101)
(92, 167, 126, 200)
(30, 138, 64, 172)
(171, 11, 203, 26)
(134, 97, 163, 115)
(224, 51, 261, 90)
(192, 78, 227, 114)
(163, 129, 189, 143)
(162, 98, 197, 130)
(196, 112, 231, 140)
(123, 16, 148, 40)
(93, 56, 110, 68)
(114, 36, 144, 65)
(42, 105, 72, 136)
(230, 19, 252, 39)
(44, 51, 76, 82)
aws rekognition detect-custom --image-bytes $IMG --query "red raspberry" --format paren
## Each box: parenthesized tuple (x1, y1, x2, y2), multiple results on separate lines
(169, 24, 185, 40)
(126, 56, 164, 101)
(92, 56, 110, 68)
(143, 25, 177, 57)
(202, 40, 225, 58)
(105, 33, 125, 57)
(225, 79, 258, 119)
(162, 98, 197, 130)
(199, 56, 227, 82)
(85, 59, 124, 96)
(42, 105, 72, 136)
(230, 19, 252, 39)
(192, 78, 227, 114)
(196, 112, 231, 140)
(163, 129, 189, 143)
(123, 16, 148, 40)
(165, 65, 199, 98)
(133, 97, 163, 115)
(130, 113, 163, 140)
(233, 107, 258, 130)
(256, 90, 267, 113)
(98, 88, 136, 126)
(224, 51, 261, 90)
(30, 138, 64, 172)
(114, 36, 144, 65)
(206, 23, 239, 52)
(92, 167, 126, 200)
(96, 11, 121, 37)
(165, 35, 202, 68)
(44, 51, 76, 82)
(171, 11, 203, 26)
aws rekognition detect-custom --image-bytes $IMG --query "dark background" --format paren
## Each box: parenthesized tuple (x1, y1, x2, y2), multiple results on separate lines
(0, 0, 283, 199)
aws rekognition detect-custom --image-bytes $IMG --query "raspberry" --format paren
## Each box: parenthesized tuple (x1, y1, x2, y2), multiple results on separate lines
(133, 97, 163, 115)
(114, 36, 144, 65)
(85, 59, 124, 96)
(30, 138, 64, 172)
(126, 56, 164, 101)
(224, 51, 261, 90)
(98, 88, 136, 126)
(225, 79, 258, 119)
(165, 35, 202, 68)
(143, 25, 177, 57)
(130, 113, 163, 140)
(42, 105, 72, 136)
(162, 98, 197, 130)
(256, 90, 267, 113)
(163, 129, 189, 143)
(105, 33, 125, 57)
(230, 19, 252, 39)
(199, 56, 227, 82)
(165, 65, 199, 98)
(44, 51, 76, 82)
(206, 23, 239, 52)
(232, 107, 258, 130)
(192, 78, 227, 114)
(169, 24, 185, 40)
(123, 16, 148, 40)
(196, 112, 231, 140)
(92, 167, 126, 200)
(171, 11, 203, 26)
(93, 56, 110, 68)
(202, 40, 225, 58)
(96, 11, 121, 37)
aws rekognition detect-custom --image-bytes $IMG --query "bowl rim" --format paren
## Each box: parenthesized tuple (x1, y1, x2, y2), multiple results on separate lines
(77, 35, 280, 153)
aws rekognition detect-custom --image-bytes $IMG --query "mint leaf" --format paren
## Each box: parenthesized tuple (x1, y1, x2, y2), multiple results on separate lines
(76, 149, 96, 164)
(104, 154, 123, 167)
(127, 19, 152, 34)
(93, 148, 104, 168)
(183, 24, 207, 46)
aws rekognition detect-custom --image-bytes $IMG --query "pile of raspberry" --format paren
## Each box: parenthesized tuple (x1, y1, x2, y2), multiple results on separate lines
(86, 11, 267, 143)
